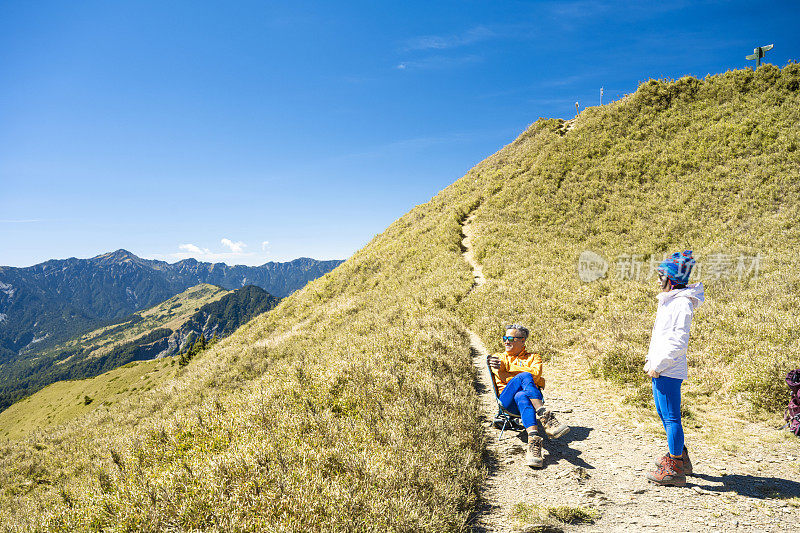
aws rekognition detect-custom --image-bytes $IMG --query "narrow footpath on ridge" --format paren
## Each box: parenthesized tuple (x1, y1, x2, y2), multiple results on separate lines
(459, 211, 800, 532)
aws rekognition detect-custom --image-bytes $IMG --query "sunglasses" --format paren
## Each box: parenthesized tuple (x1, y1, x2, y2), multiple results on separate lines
(502, 336, 525, 342)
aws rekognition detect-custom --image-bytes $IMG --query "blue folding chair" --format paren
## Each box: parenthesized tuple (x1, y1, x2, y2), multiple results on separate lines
(486, 359, 524, 439)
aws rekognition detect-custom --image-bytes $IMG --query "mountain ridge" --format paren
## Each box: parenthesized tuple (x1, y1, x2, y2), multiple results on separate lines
(0, 251, 342, 360)
(86, 248, 340, 270)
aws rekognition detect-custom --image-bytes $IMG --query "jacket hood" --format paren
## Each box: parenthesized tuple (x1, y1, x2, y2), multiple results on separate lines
(657, 282, 705, 309)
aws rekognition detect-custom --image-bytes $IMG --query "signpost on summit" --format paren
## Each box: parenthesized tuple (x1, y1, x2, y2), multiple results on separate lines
(746, 44, 773, 68)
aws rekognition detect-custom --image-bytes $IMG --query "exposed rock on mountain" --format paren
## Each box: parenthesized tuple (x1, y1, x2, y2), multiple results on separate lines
(166, 285, 281, 357)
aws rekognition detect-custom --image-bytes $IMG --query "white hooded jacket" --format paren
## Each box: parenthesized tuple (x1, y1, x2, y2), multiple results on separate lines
(643, 282, 705, 380)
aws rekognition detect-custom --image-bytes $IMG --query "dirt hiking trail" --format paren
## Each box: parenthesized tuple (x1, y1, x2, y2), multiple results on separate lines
(461, 212, 486, 287)
(460, 213, 800, 532)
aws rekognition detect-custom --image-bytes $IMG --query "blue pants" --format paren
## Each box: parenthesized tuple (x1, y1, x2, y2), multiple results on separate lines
(498, 372, 543, 429)
(652, 375, 684, 456)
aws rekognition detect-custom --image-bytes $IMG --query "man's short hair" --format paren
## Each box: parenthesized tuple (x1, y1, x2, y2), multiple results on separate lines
(505, 324, 529, 338)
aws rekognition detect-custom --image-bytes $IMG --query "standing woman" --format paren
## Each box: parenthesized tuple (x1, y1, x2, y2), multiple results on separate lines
(645, 250, 705, 486)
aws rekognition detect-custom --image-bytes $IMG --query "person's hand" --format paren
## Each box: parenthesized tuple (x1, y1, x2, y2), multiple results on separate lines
(487, 355, 501, 369)
(647, 369, 660, 378)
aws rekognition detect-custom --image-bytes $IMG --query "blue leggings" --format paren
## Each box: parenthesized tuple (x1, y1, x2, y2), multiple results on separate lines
(498, 372, 543, 429)
(652, 375, 684, 456)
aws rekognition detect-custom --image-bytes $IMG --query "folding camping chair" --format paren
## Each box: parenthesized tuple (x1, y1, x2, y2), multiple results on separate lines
(486, 358, 525, 439)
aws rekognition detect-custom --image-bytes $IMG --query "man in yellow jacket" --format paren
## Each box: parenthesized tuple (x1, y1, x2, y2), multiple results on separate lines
(488, 324, 570, 467)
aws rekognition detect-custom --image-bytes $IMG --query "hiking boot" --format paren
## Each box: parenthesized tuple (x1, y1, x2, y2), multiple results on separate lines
(646, 455, 686, 486)
(655, 446, 693, 476)
(539, 409, 570, 439)
(526, 434, 544, 468)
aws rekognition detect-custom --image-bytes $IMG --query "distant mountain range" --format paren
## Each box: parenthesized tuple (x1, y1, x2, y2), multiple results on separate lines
(0, 284, 280, 412)
(0, 250, 342, 361)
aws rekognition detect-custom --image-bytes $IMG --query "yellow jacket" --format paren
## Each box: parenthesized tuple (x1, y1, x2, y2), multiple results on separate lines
(491, 349, 545, 393)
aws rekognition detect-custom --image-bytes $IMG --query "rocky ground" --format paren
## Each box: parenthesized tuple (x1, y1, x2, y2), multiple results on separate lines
(461, 215, 800, 533)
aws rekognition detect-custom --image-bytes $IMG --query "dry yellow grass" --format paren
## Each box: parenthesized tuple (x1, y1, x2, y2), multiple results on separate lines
(0, 358, 177, 440)
(1, 65, 799, 531)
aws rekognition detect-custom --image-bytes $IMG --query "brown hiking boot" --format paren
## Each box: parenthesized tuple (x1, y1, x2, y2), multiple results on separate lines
(526, 434, 544, 468)
(539, 409, 570, 439)
(655, 446, 693, 476)
(646, 455, 686, 486)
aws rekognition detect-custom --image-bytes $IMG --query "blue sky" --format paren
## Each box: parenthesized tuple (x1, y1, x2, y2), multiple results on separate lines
(2, 1, 798, 267)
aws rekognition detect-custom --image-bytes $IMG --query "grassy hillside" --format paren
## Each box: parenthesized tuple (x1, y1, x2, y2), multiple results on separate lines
(0, 358, 178, 440)
(1, 64, 798, 531)
(461, 64, 800, 414)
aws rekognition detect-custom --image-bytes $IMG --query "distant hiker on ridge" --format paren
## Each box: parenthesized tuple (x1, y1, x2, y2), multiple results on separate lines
(644, 251, 705, 486)
(487, 324, 570, 468)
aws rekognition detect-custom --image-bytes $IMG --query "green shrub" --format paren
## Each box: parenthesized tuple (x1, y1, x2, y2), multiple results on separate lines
(512, 502, 600, 525)
(591, 345, 647, 385)
(731, 350, 795, 411)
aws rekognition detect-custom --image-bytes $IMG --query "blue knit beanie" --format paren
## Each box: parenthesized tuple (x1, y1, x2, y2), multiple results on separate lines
(657, 250, 695, 286)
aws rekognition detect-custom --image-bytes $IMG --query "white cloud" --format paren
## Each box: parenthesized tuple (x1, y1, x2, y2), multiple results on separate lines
(394, 54, 482, 71)
(179, 243, 209, 254)
(395, 25, 500, 72)
(221, 238, 246, 253)
(149, 239, 274, 266)
(403, 26, 495, 51)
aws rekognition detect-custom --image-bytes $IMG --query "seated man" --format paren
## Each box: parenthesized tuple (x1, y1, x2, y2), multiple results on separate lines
(487, 324, 569, 467)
